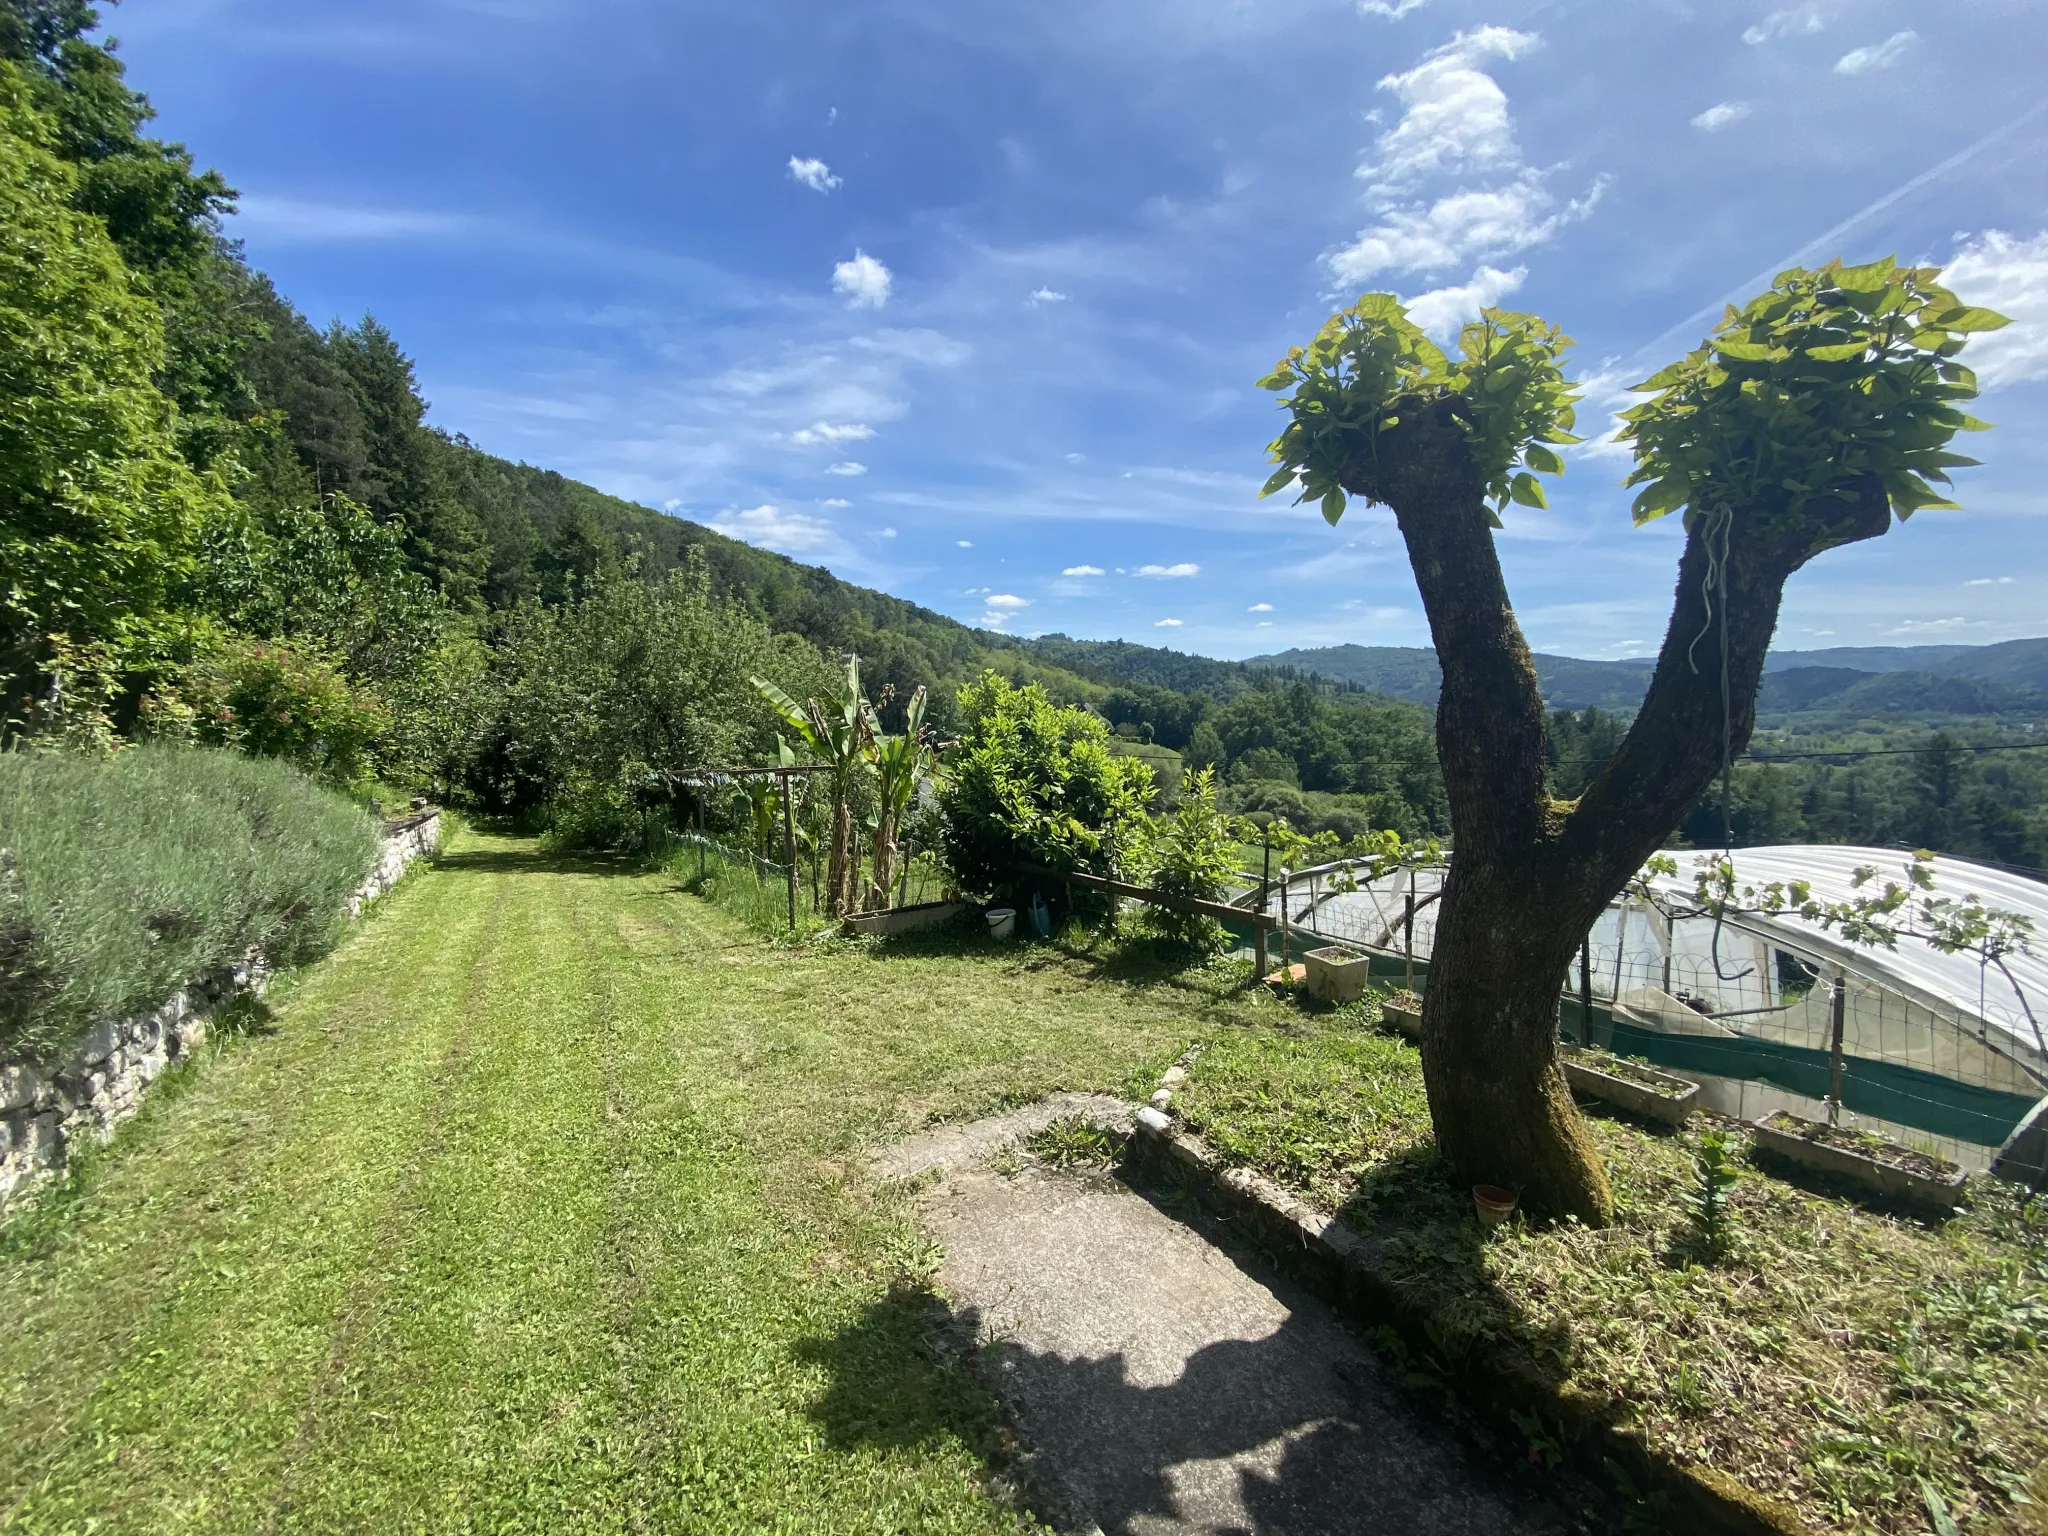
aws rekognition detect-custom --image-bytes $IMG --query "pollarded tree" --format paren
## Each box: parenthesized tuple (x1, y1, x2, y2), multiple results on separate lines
(1257, 261, 2006, 1223)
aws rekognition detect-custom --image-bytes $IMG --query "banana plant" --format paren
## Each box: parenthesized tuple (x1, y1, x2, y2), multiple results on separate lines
(753, 658, 873, 917)
(864, 684, 935, 910)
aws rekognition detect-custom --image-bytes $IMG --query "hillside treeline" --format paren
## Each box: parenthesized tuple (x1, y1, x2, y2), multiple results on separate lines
(0, 2, 1456, 842)
(3, 2, 2036, 868)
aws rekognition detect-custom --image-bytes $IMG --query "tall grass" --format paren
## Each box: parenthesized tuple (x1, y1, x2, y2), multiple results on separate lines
(0, 747, 380, 1064)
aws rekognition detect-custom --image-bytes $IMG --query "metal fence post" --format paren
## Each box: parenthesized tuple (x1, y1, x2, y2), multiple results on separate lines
(1403, 888, 1416, 993)
(780, 771, 797, 931)
(1828, 966, 1848, 1125)
(1579, 936, 1594, 1047)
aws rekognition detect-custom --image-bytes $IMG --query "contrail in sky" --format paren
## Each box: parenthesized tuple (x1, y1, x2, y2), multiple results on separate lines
(1619, 99, 2048, 375)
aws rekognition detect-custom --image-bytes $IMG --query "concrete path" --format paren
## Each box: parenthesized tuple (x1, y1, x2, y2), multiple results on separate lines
(885, 1113, 1579, 1536)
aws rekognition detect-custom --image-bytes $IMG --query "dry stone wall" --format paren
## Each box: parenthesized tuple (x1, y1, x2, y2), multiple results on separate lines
(0, 809, 442, 1207)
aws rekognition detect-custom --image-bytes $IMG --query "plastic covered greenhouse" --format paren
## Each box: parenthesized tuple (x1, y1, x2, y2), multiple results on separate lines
(1243, 846, 2048, 1171)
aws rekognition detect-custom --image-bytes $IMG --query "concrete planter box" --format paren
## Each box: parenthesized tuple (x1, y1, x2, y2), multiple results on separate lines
(1382, 992, 1423, 1039)
(841, 901, 970, 938)
(1561, 1052, 1699, 1127)
(1750, 1113, 1966, 1216)
(1303, 946, 1374, 1004)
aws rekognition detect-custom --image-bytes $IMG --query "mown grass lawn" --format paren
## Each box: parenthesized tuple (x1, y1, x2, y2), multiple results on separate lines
(0, 830, 1257, 1535)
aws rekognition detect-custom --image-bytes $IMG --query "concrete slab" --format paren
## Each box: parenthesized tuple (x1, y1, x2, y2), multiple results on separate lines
(907, 1147, 1579, 1535)
(873, 1092, 1132, 1183)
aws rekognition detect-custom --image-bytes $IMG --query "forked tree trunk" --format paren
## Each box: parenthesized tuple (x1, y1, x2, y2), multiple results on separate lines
(1345, 398, 1894, 1222)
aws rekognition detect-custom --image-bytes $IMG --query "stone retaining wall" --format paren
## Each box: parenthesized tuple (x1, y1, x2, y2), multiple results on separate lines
(0, 808, 442, 1207)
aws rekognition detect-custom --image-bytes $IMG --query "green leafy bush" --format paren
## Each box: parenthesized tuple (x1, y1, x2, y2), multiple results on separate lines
(1140, 767, 1241, 950)
(169, 635, 391, 789)
(935, 672, 1155, 902)
(0, 745, 379, 1064)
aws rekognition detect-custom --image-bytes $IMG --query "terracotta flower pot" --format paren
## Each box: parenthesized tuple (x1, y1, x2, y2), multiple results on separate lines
(1472, 1184, 1518, 1228)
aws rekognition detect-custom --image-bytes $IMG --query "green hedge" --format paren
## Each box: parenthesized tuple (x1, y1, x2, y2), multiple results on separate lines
(0, 747, 380, 1065)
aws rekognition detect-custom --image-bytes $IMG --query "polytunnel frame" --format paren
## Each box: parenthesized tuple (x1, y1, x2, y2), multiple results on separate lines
(1242, 847, 2048, 1156)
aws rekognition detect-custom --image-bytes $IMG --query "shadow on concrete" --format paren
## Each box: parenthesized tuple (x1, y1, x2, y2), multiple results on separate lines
(802, 1278, 1576, 1535)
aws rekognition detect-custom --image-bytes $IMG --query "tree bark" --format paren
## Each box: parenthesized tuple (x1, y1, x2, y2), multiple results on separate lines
(1341, 397, 1894, 1222)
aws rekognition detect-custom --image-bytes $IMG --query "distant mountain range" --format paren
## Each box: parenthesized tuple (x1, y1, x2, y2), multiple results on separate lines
(1243, 639, 2048, 721)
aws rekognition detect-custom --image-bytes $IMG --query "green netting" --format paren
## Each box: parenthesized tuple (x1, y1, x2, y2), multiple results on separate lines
(1225, 924, 2039, 1146)
(1561, 1001, 2038, 1148)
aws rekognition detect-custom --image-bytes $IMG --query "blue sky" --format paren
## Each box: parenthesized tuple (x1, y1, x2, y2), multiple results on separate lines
(119, 0, 2048, 659)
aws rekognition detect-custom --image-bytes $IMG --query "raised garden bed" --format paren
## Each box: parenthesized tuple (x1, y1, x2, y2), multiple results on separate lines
(1749, 1111, 1966, 1216)
(1561, 1048, 1699, 1127)
(839, 900, 970, 938)
(1302, 945, 1373, 1004)
(1380, 990, 1422, 1039)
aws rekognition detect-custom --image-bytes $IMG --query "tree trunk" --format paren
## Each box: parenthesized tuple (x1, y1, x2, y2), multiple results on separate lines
(1341, 396, 1895, 1223)
(1422, 863, 1610, 1218)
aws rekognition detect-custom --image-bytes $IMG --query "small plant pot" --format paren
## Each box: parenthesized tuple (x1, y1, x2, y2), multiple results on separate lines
(1381, 991, 1423, 1039)
(1749, 1112, 1966, 1217)
(1303, 946, 1375, 1004)
(1472, 1184, 1517, 1228)
(1561, 1051, 1699, 1128)
(985, 907, 1017, 940)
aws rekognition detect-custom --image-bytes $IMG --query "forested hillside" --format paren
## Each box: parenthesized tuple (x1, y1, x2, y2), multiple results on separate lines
(0, 2, 1458, 843)
(1, 2, 2039, 868)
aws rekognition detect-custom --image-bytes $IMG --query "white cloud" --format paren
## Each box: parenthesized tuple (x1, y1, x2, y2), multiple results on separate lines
(1256, 621, 1274, 627)
(821, 497, 852, 508)
(1743, 4, 1829, 45)
(1691, 101, 1752, 132)
(1249, 602, 1274, 612)
(1835, 30, 1915, 74)
(787, 156, 841, 193)
(984, 594, 1029, 610)
(1135, 562, 1201, 578)
(880, 527, 897, 537)
(1403, 264, 1526, 336)
(1027, 287, 1068, 306)
(1155, 618, 1184, 627)
(1885, 616, 1976, 636)
(1359, 0, 1429, 16)
(1062, 564, 1105, 576)
(709, 504, 837, 554)
(233, 195, 466, 243)
(956, 539, 974, 548)
(852, 329, 968, 366)
(1361, 27, 1541, 195)
(825, 461, 867, 477)
(832, 249, 893, 308)
(1332, 29, 1604, 288)
(792, 421, 874, 445)
(1943, 231, 2048, 388)
(1966, 576, 2016, 586)
(1332, 175, 1603, 282)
